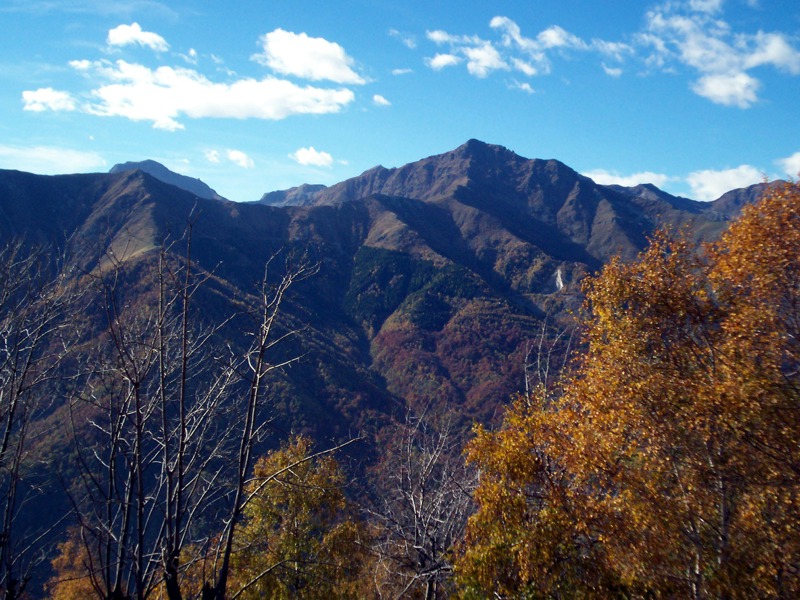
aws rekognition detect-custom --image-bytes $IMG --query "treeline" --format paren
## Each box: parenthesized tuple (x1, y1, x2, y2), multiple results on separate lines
(2, 182, 800, 599)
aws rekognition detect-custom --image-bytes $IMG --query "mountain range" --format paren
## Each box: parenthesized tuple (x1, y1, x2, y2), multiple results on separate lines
(0, 140, 771, 440)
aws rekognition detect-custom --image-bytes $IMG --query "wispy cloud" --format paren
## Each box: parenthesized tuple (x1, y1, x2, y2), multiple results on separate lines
(421, 3, 800, 108)
(425, 17, 611, 81)
(640, 1, 800, 107)
(508, 80, 534, 94)
(373, 94, 391, 106)
(426, 28, 508, 78)
(389, 28, 416, 49)
(0, 144, 106, 174)
(0, 0, 178, 19)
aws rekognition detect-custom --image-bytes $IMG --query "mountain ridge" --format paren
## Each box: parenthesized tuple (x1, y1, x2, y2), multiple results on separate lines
(0, 140, 778, 434)
(110, 159, 225, 201)
(257, 140, 759, 210)
(0, 141, 782, 598)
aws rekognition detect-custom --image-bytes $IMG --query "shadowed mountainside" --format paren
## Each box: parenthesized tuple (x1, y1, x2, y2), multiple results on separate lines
(0, 141, 771, 436)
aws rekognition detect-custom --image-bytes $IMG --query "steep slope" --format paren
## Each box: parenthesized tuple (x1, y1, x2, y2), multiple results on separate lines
(0, 142, 772, 432)
(1, 145, 778, 597)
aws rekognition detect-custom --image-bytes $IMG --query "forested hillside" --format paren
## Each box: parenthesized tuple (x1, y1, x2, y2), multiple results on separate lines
(0, 141, 786, 598)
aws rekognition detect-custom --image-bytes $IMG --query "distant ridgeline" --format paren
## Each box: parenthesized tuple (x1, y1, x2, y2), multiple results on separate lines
(0, 140, 773, 434)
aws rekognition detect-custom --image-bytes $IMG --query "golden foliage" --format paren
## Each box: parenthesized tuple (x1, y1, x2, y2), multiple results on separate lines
(45, 529, 100, 600)
(228, 436, 370, 600)
(458, 182, 800, 598)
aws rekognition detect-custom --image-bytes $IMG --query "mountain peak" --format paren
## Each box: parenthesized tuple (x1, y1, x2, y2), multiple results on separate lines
(457, 138, 510, 155)
(110, 160, 224, 201)
(259, 183, 327, 207)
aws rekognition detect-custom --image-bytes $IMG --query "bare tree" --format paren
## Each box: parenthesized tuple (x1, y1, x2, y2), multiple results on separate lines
(523, 317, 575, 397)
(0, 241, 80, 599)
(61, 227, 318, 600)
(366, 405, 476, 600)
(200, 254, 318, 600)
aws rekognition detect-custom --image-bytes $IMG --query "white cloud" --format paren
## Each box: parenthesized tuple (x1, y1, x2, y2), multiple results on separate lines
(593, 40, 634, 61)
(427, 30, 465, 45)
(22, 87, 76, 112)
(426, 26, 511, 78)
(205, 149, 220, 163)
(181, 48, 198, 65)
(491, 16, 533, 50)
(426, 53, 461, 70)
(392, 68, 413, 75)
(289, 146, 334, 167)
(31, 59, 355, 131)
(642, 3, 800, 108)
(536, 26, 588, 51)
(689, 0, 723, 13)
(509, 80, 534, 94)
(69, 59, 93, 71)
(441, 16, 605, 80)
(687, 164, 763, 200)
(253, 29, 364, 84)
(226, 149, 253, 168)
(744, 31, 800, 74)
(421, 7, 799, 107)
(0, 144, 106, 174)
(491, 17, 590, 54)
(777, 151, 800, 177)
(583, 169, 674, 188)
(107, 22, 169, 52)
(389, 29, 416, 49)
(373, 94, 391, 106)
(511, 58, 537, 76)
(692, 72, 760, 107)
(464, 42, 508, 77)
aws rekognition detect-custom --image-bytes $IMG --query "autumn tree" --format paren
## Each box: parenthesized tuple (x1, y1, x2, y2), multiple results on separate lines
(457, 395, 611, 597)
(458, 181, 800, 598)
(226, 435, 368, 599)
(44, 528, 98, 600)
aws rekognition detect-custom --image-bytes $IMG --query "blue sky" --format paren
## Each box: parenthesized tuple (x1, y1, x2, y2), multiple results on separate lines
(1, 0, 799, 202)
